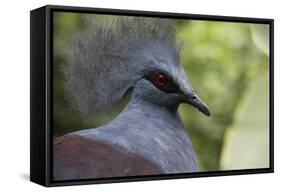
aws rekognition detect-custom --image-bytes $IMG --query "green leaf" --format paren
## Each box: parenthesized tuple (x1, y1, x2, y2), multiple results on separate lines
(251, 24, 270, 56)
(220, 74, 270, 170)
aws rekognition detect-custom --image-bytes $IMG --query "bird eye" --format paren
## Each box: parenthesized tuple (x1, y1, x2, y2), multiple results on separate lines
(153, 73, 167, 88)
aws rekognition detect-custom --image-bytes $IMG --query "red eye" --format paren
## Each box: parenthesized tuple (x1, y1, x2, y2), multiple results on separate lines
(153, 74, 167, 88)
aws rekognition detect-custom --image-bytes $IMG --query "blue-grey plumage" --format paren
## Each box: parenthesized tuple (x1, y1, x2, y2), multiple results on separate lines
(74, 91, 200, 173)
(55, 15, 210, 180)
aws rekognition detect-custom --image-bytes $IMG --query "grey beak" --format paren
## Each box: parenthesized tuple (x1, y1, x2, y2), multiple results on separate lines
(183, 91, 211, 116)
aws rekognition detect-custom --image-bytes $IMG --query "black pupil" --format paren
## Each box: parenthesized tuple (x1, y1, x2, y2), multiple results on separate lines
(155, 74, 166, 87)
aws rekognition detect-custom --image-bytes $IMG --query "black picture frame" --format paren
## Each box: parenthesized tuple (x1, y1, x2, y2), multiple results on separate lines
(30, 4, 274, 187)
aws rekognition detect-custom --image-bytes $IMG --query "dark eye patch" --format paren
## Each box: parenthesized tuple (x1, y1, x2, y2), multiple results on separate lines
(144, 72, 181, 93)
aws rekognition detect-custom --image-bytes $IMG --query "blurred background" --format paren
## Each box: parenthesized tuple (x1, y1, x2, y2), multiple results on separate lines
(53, 12, 270, 172)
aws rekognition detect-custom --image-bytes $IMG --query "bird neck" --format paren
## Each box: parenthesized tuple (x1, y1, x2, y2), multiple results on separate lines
(127, 98, 178, 116)
(73, 91, 198, 173)
(119, 95, 184, 130)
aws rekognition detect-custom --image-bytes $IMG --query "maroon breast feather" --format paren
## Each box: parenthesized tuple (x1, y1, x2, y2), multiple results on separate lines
(53, 134, 163, 180)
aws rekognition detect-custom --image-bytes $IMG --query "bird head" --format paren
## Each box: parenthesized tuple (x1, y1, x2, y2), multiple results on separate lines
(63, 15, 210, 116)
(131, 41, 210, 116)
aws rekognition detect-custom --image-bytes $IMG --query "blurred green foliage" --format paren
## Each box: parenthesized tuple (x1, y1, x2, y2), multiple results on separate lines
(220, 74, 269, 170)
(53, 12, 270, 171)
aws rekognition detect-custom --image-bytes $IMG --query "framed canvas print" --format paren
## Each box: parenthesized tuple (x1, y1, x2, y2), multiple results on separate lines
(30, 5, 274, 187)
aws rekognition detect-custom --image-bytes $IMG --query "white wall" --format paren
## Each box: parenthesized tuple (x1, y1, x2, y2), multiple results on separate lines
(0, 0, 279, 191)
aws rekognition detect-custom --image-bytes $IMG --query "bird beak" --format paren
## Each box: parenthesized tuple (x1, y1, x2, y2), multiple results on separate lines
(182, 90, 211, 116)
